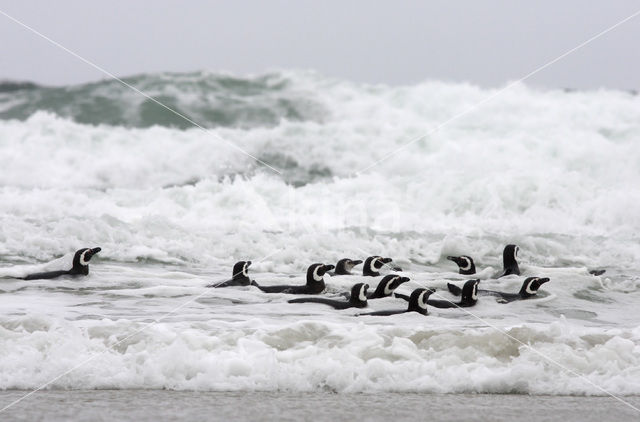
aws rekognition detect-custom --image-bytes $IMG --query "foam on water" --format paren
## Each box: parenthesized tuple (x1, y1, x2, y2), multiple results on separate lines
(0, 71, 639, 395)
(1, 266, 639, 394)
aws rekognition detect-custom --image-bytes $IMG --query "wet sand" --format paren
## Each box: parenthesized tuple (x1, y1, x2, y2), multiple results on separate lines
(1, 390, 639, 422)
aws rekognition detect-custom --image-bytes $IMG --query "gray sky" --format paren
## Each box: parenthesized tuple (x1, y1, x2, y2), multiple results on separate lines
(1, 1, 639, 89)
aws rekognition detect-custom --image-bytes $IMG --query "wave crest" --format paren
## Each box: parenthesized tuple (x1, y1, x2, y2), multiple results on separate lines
(0, 71, 328, 129)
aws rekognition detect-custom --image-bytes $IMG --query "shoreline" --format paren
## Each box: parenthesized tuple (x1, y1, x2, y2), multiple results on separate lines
(1, 390, 639, 421)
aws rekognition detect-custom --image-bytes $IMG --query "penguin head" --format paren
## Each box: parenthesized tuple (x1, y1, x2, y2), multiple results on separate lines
(461, 279, 480, 304)
(232, 261, 251, 280)
(307, 263, 334, 285)
(335, 258, 364, 275)
(363, 256, 393, 276)
(379, 275, 410, 296)
(350, 283, 369, 306)
(519, 277, 550, 298)
(446, 255, 476, 275)
(72, 247, 101, 275)
(409, 288, 435, 315)
(503, 245, 520, 267)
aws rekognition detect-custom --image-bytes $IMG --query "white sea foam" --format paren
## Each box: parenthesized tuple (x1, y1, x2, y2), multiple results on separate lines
(0, 71, 639, 394)
(1, 303, 640, 394)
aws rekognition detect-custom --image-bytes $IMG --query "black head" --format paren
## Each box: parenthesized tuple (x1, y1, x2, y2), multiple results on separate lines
(446, 255, 476, 275)
(519, 277, 550, 298)
(502, 244, 520, 275)
(306, 263, 334, 285)
(408, 288, 435, 315)
(71, 247, 101, 275)
(363, 256, 393, 276)
(461, 279, 480, 305)
(232, 261, 251, 280)
(335, 258, 364, 275)
(372, 275, 410, 298)
(349, 283, 369, 307)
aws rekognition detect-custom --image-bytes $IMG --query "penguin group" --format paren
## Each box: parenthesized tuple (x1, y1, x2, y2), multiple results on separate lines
(12, 243, 604, 317)
(226, 244, 554, 316)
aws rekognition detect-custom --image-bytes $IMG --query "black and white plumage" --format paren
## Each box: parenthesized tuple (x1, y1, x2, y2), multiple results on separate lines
(446, 255, 476, 275)
(360, 288, 434, 316)
(288, 283, 369, 309)
(22, 248, 102, 280)
(362, 256, 400, 276)
(428, 279, 479, 308)
(329, 258, 364, 276)
(398, 279, 480, 309)
(447, 277, 550, 303)
(367, 275, 410, 299)
(208, 261, 254, 288)
(500, 244, 520, 277)
(253, 263, 335, 294)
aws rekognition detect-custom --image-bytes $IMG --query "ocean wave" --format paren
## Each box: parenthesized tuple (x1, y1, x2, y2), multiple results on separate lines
(1, 71, 640, 396)
(0, 316, 638, 394)
(0, 71, 328, 129)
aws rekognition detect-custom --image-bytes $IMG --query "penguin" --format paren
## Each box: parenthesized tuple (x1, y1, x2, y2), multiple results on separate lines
(497, 244, 603, 278)
(500, 244, 520, 277)
(447, 277, 550, 303)
(288, 283, 369, 309)
(359, 288, 434, 316)
(207, 261, 253, 288)
(446, 255, 476, 275)
(367, 275, 410, 299)
(396, 279, 480, 308)
(253, 263, 334, 294)
(329, 258, 364, 276)
(362, 256, 401, 276)
(22, 247, 102, 280)
(428, 279, 479, 308)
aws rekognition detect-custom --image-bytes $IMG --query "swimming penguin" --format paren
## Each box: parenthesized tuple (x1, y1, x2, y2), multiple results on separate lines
(207, 261, 254, 288)
(329, 258, 364, 276)
(397, 279, 480, 308)
(367, 275, 410, 299)
(500, 244, 520, 277)
(428, 279, 479, 308)
(359, 288, 434, 316)
(288, 283, 369, 309)
(253, 263, 335, 294)
(22, 247, 102, 280)
(447, 277, 550, 302)
(362, 256, 401, 276)
(446, 255, 476, 275)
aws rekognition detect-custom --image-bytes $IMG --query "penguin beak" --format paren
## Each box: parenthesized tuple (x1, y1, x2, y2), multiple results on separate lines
(352, 260, 363, 266)
(538, 277, 550, 285)
(381, 258, 393, 264)
(246, 261, 252, 267)
(323, 264, 335, 272)
(86, 247, 101, 261)
(399, 277, 410, 284)
(447, 256, 467, 267)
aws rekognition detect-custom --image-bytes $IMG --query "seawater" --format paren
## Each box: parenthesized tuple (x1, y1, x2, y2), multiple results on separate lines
(0, 71, 639, 396)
